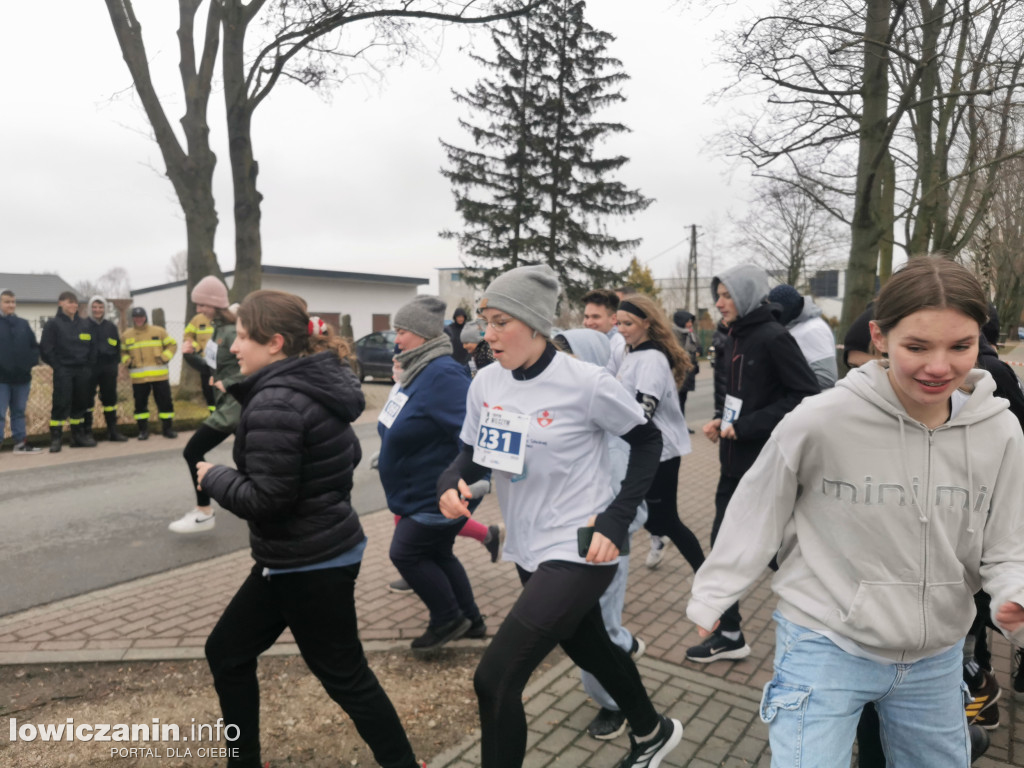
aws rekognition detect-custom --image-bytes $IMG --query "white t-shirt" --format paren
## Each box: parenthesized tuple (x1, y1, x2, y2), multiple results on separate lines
(460, 352, 646, 572)
(606, 329, 626, 376)
(617, 347, 692, 462)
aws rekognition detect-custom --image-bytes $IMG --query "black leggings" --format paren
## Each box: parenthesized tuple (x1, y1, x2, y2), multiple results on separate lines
(474, 561, 659, 768)
(206, 563, 417, 768)
(184, 424, 232, 506)
(644, 456, 705, 572)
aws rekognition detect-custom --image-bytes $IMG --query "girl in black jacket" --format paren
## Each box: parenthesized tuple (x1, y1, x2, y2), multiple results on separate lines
(197, 290, 420, 768)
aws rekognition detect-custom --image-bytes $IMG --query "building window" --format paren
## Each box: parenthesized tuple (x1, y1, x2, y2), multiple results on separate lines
(808, 270, 839, 298)
(451, 272, 462, 282)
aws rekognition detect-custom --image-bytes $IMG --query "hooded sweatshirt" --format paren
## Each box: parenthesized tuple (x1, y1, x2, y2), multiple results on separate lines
(786, 298, 838, 389)
(688, 360, 1024, 662)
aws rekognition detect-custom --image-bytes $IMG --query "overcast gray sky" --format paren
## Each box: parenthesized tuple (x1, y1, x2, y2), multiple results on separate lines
(1, 1, 752, 294)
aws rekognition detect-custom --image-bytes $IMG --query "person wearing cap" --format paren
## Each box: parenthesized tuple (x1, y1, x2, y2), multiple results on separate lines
(0, 289, 42, 454)
(768, 284, 839, 389)
(86, 296, 127, 442)
(169, 276, 243, 534)
(685, 264, 820, 664)
(460, 319, 494, 376)
(438, 265, 683, 768)
(40, 291, 97, 452)
(444, 306, 472, 367)
(377, 295, 485, 651)
(121, 306, 177, 440)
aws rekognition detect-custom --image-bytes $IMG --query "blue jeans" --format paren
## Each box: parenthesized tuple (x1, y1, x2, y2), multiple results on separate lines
(762, 612, 969, 768)
(0, 382, 31, 444)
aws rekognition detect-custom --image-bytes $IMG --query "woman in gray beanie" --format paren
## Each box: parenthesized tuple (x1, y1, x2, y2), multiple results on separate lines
(377, 296, 485, 651)
(438, 265, 683, 768)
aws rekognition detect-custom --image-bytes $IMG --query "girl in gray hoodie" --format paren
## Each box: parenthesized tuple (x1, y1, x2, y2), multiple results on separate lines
(688, 257, 1024, 767)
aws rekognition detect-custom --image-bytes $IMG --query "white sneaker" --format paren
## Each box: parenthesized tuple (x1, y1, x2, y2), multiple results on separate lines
(645, 536, 666, 569)
(12, 442, 42, 455)
(169, 510, 215, 534)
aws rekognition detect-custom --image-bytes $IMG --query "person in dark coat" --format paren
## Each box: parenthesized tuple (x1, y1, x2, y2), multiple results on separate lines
(686, 264, 819, 663)
(444, 306, 472, 366)
(86, 296, 127, 442)
(0, 289, 42, 453)
(197, 290, 421, 768)
(39, 291, 97, 451)
(379, 296, 484, 651)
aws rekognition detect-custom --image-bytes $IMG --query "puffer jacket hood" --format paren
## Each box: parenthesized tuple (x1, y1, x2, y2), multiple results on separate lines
(711, 264, 770, 319)
(233, 351, 364, 424)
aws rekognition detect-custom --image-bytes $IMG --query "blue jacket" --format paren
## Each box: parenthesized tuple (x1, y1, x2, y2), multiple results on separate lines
(377, 355, 470, 518)
(0, 313, 40, 384)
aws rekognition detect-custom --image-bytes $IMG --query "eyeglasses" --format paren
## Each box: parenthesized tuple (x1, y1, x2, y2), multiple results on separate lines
(482, 317, 515, 333)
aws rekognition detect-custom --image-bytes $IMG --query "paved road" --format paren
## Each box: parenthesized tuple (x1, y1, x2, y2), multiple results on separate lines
(0, 422, 386, 617)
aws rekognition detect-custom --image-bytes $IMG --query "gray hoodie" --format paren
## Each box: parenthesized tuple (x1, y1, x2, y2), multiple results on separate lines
(788, 298, 838, 389)
(688, 360, 1024, 662)
(711, 264, 770, 319)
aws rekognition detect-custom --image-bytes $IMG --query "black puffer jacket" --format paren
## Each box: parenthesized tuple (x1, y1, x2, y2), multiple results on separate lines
(202, 351, 366, 568)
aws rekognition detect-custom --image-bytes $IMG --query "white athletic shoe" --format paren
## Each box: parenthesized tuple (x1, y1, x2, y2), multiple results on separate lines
(645, 536, 666, 569)
(169, 510, 216, 534)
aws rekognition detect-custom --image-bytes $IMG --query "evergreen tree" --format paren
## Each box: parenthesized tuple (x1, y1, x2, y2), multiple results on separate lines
(440, 0, 651, 303)
(623, 256, 660, 298)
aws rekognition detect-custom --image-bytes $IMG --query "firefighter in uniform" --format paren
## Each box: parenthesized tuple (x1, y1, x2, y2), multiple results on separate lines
(87, 296, 128, 442)
(39, 291, 97, 452)
(183, 310, 217, 414)
(121, 307, 177, 440)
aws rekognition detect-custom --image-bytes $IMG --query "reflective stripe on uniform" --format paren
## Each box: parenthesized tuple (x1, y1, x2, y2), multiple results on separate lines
(163, 337, 177, 346)
(79, 333, 91, 341)
(130, 366, 169, 379)
(107, 338, 118, 346)
(49, 420, 64, 427)
(103, 406, 117, 413)
(69, 418, 83, 425)
(135, 413, 150, 420)
(158, 412, 175, 419)
(125, 340, 163, 350)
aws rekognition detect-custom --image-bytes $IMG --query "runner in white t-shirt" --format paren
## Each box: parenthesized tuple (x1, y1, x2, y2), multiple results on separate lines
(438, 266, 683, 768)
(616, 294, 705, 577)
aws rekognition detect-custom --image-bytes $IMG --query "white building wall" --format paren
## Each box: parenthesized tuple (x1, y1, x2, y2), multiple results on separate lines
(437, 267, 482, 318)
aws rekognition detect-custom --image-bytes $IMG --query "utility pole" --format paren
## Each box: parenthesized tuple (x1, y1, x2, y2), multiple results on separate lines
(685, 224, 699, 314)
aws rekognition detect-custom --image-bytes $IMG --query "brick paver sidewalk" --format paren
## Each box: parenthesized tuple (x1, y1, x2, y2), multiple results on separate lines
(2, 423, 1020, 766)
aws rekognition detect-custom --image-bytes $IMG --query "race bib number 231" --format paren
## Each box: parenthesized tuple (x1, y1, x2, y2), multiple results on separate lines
(473, 408, 529, 474)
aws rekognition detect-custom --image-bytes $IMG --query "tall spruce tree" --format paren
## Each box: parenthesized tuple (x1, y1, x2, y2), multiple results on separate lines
(440, 0, 651, 303)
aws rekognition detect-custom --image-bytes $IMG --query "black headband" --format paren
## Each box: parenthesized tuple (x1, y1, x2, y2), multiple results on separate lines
(617, 300, 647, 320)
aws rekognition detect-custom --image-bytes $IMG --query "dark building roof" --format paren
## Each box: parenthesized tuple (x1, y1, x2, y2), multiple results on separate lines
(132, 265, 428, 297)
(0, 273, 77, 302)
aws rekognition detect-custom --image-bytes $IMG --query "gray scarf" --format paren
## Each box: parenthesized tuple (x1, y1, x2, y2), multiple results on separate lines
(395, 334, 453, 387)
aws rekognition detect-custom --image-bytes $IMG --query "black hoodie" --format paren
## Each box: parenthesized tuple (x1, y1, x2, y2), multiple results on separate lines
(202, 351, 366, 568)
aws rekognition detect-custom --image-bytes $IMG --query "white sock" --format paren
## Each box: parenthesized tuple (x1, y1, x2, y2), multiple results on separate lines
(720, 630, 741, 641)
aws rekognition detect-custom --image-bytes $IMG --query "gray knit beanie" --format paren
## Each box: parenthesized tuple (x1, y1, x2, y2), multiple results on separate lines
(393, 295, 446, 339)
(479, 265, 559, 336)
(460, 321, 484, 344)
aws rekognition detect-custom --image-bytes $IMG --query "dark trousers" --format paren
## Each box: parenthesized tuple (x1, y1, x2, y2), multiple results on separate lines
(184, 424, 232, 506)
(713, 473, 744, 632)
(389, 516, 480, 628)
(132, 380, 174, 420)
(50, 365, 92, 424)
(474, 561, 659, 768)
(200, 363, 216, 410)
(644, 456, 705, 572)
(206, 563, 417, 768)
(89, 360, 119, 411)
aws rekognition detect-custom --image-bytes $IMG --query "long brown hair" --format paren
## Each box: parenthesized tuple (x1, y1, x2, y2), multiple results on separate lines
(236, 290, 350, 360)
(873, 256, 988, 335)
(619, 293, 693, 388)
